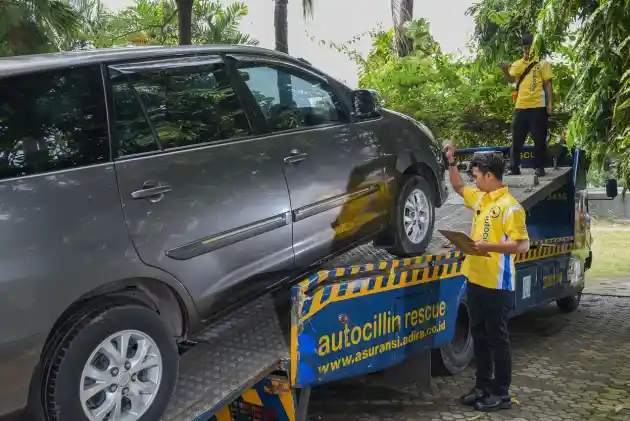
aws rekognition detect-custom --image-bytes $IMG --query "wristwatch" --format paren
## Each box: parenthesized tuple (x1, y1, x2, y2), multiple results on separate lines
(448, 160, 457, 167)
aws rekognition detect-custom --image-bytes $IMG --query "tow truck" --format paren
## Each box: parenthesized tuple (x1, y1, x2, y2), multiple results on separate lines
(158, 142, 617, 421)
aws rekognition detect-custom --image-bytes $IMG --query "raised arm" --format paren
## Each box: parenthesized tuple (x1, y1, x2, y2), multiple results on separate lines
(444, 139, 465, 197)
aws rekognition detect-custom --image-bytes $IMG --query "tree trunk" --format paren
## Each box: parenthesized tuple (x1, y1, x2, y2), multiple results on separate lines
(177, 0, 194, 45)
(396, 0, 414, 57)
(274, 0, 289, 53)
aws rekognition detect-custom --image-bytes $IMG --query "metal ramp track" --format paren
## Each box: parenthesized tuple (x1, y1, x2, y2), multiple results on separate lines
(326, 166, 572, 268)
(162, 293, 289, 421)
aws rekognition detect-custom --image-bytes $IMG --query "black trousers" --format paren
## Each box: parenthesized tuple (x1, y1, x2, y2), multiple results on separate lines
(510, 107, 548, 171)
(468, 282, 514, 396)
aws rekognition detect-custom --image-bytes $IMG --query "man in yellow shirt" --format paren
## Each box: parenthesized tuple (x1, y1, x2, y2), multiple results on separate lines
(500, 34, 553, 177)
(444, 139, 530, 412)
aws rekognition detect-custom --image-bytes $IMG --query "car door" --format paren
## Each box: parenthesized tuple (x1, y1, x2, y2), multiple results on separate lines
(107, 55, 295, 317)
(230, 56, 390, 269)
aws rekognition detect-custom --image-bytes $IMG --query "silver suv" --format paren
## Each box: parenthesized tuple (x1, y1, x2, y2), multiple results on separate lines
(0, 45, 447, 421)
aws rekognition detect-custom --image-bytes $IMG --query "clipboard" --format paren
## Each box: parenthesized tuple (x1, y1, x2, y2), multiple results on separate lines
(438, 229, 491, 257)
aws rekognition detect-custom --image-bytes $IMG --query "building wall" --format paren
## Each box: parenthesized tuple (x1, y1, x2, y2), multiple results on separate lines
(587, 188, 629, 219)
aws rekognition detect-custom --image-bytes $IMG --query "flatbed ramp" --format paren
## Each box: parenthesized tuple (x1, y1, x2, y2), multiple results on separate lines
(161, 294, 290, 421)
(161, 166, 571, 421)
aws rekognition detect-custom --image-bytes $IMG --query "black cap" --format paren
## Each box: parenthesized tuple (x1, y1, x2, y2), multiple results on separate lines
(521, 34, 534, 46)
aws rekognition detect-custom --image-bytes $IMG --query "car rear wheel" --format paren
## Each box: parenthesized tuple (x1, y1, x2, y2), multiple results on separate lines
(43, 301, 178, 421)
(385, 174, 436, 257)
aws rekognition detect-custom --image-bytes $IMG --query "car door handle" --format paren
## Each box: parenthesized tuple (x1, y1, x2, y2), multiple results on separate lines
(284, 150, 308, 164)
(131, 184, 172, 200)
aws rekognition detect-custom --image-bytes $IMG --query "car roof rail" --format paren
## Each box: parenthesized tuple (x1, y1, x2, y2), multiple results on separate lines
(297, 57, 311, 65)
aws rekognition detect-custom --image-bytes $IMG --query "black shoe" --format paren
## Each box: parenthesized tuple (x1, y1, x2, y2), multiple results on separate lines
(459, 387, 486, 406)
(535, 167, 546, 177)
(473, 394, 512, 412)
(507, 168, 521, 176)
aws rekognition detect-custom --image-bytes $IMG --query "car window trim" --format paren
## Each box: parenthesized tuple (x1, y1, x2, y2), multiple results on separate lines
(112, 131, 273, 162)
(104, 53, 261, 159)
(99, 64, 116, 163)
(108, 55, 225, 78)
(226, 55, 351, 133)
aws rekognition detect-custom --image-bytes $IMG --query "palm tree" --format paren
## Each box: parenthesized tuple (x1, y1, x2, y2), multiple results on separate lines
(274, 0, 314, 54)
(192, 1, 258, 45)
(115, 0, 179, 46)
(391, 0, 414, 57)
(0, 0, 80, 56)
(101, 0, 255, 47)
(176, 0, 194, 44)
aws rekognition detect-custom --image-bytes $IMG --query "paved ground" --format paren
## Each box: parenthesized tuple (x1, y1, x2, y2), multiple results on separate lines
(585, 279, 630, 297)
(308, 291, 630, 421)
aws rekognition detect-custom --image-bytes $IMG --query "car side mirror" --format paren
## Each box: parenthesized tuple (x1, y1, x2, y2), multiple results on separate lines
(351, 89, 383, 119)
(606, 178, 618, 198)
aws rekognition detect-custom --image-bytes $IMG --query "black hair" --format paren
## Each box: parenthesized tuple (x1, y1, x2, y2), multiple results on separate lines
(470, 153, 504, 181)
(521, 34, 534, 46)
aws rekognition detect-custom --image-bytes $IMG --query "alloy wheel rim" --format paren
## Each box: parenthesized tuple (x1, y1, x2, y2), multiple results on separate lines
(79, 329, 163, 421)
(403, 188, 430, 244)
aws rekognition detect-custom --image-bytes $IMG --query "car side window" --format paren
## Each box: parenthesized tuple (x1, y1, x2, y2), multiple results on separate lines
(111, 62, 252, 157)
(0, 66, 109, 180)
(237, 64, 346, 133)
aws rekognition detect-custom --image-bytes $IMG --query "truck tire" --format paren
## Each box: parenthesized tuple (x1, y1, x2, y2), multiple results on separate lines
(385, 174, 436, 257)
(432, 300, 474, 375)
(42, 301, 178, 421)
(556, 292, 581, 312)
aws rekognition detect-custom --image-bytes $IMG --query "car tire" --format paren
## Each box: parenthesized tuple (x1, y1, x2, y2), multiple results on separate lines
(432, 300, 474, 375)
(556, 292, 581, 312)
(42, 301, 178, 421)
(385, 174, 436, 257)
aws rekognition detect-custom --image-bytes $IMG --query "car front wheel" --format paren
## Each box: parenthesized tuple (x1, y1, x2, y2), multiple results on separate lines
(43, 301, 178, 421)
(385, 174, 436, 257)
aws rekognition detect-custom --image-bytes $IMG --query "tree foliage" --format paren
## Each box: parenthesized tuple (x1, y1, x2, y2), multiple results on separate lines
(322, 19, 572, 148)
(0, 0, 80, 56)
(0, 0, 257, 57)
(468, 0, 630, 187)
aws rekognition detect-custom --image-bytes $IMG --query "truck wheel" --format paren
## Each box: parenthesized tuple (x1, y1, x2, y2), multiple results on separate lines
(385, 174, 435, 257)
(556, 292, 581, 312)
(43, 302, 178, 421)
(432, 301, 474, 375)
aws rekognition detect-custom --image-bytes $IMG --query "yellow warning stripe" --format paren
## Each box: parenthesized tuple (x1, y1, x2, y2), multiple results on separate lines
(299, 239, 575, 321)
(297, 237, 575, 293)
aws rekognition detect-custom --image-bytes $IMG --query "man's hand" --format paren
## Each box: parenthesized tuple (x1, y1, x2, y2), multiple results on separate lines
(473, 241, 492, 254)
(443, 137, 465, 196)
(443, 137, 456, 162)
(547, 104, 553, 116)
(499, 61, 515, 83)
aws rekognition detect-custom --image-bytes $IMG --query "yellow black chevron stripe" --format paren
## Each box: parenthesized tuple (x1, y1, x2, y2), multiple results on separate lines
(295, 236, 576, 322)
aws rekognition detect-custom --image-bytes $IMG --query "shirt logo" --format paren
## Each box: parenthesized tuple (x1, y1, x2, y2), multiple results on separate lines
(489, 206, 501, 219)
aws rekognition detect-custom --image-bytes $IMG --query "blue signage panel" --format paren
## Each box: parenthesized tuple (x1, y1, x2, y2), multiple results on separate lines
(290, 256, 466, 387)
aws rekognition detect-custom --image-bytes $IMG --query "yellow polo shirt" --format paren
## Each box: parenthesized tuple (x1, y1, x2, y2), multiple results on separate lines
(509, 58, 553, 109)
(461, 186, 529, 291)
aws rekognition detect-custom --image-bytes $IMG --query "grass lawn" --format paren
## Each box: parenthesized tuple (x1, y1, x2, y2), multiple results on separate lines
(588, 219, 630, 280)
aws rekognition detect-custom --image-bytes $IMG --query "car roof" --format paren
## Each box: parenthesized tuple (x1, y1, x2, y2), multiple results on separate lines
(0, 44, 312, 78)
